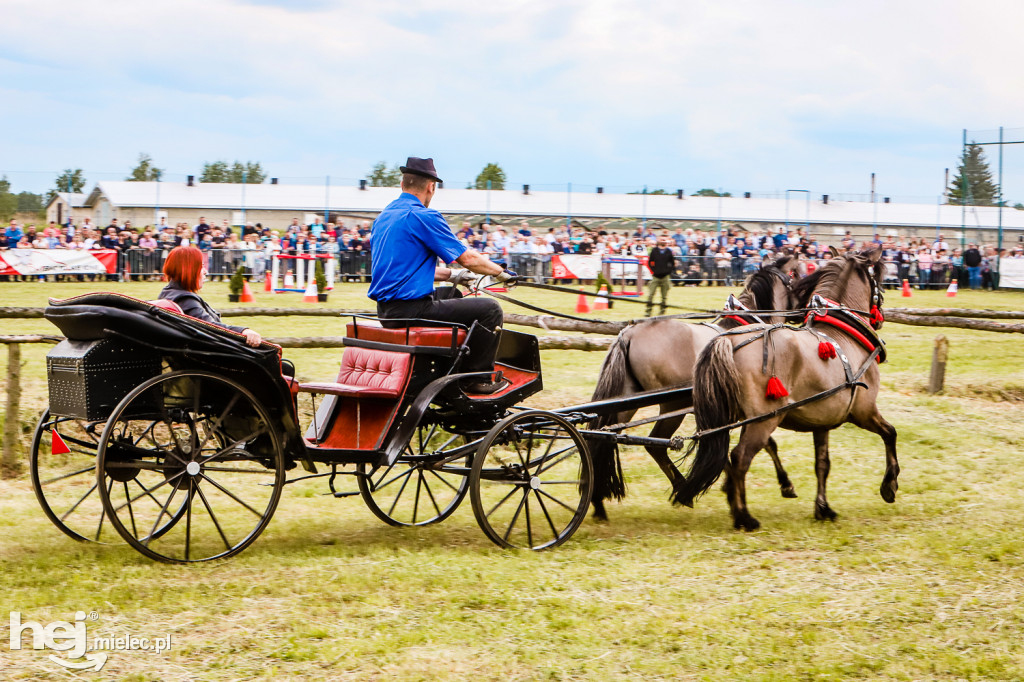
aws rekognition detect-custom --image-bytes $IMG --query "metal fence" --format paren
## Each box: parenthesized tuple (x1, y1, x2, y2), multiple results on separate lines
(3, 248, 972, 290)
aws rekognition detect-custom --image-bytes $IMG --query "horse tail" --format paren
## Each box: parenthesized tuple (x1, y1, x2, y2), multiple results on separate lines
(587, 328, 637, 504)
(675, 334, 740, 507)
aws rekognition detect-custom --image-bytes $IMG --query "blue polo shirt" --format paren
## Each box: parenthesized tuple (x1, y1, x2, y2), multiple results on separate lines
(368, 192, 466, 302)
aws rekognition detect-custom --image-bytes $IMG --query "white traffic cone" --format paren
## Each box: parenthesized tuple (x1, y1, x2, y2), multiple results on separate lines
(593, 284, 610, 311)
(303, 277, 319, 303)
(946, 280, 958, 297)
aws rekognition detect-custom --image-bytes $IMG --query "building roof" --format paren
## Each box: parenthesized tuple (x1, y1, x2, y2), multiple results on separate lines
(83, 181, 1024, 231)
(46, 192, 88, 209)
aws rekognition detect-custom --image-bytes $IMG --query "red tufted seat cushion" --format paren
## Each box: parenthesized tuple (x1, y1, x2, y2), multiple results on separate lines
(297, 347, 411, 400)
(346, 323, 466, 349)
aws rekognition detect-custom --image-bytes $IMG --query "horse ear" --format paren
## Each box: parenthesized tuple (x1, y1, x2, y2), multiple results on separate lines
(828, 245, 840, 258)
(778, 255, 799, 275)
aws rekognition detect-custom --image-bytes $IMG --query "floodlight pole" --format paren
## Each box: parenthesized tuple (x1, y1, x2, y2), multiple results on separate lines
(641, 185, 648, 232)
(486, 179, 491, 225)
(997, 126, 1004, 282)
(960, 129, 967, 251)
(566, 182, 572, 228)
(242, 170, 249, 228)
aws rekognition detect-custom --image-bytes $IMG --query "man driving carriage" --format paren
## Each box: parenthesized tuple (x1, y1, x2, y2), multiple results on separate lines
(368, 157, 518, 395)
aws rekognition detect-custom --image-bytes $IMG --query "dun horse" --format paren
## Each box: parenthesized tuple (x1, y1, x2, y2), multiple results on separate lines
(677, 247, 898, 530)
(587, 254, 800, 521)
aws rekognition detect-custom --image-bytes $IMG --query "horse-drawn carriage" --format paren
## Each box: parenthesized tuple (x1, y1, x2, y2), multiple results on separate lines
(32, 249, 899, 563)
(33, 290, 691, 563)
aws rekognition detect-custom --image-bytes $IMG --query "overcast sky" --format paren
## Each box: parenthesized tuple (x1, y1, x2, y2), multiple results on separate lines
(2, 0, 1022, 201)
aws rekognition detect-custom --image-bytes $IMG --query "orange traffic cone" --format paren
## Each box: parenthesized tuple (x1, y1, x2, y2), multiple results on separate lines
(575, 288, 591, 314)
(901, 279, 912, 297)
(240, 279, 256, 303)
(303, 278, 319, 303)
(593, 284, 610, 311)
(946, 280, 958, 298)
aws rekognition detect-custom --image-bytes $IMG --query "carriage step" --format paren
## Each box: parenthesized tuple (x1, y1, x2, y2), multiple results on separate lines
(326, 491, 361, 498)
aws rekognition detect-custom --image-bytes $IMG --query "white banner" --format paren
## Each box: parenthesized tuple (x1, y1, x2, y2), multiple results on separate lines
(998, 258, 1024, 289)
(551, 254, 650, 281)
(0, 249, 117, 276)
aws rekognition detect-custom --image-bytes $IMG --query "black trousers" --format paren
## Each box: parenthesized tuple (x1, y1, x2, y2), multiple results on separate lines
(377, 287, 503, 373)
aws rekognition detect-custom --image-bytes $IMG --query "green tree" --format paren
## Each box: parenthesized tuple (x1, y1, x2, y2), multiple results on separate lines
(691, 188, 732, 197)
(367, 162, 402, 187)
(475, 163, 506, 190)
(947, 142, 999, 206)
(50, 169, 86, 200)
(0, 176, 17, 220)
(200, 160, 266, 183)
(16, 192, 43, 212)
(1013, 202, 1024, 211)
(126, 153, 163, 181)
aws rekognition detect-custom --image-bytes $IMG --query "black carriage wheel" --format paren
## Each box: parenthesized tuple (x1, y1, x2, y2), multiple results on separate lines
(357, 423, 474, 527)
(469, 410, 593, 550)
(96, 370, 285, 564)
(30, 410, 184, 544)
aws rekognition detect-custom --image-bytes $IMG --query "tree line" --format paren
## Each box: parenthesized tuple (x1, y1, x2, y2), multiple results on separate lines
(2, 145, 1018, 223)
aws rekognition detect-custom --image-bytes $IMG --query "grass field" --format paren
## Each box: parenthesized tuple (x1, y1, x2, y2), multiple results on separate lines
(2, 280, 1024, 680)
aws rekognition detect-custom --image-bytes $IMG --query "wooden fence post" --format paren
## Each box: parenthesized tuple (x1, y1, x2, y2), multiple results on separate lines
(2, 342, 23, 477)
(928, 335, 949, 395)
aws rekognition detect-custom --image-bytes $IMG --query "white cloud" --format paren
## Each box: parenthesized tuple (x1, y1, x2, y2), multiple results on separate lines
(1, 0, 1023, 197)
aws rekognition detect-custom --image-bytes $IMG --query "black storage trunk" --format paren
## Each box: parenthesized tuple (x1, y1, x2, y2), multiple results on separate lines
(47, 339, 162, 421)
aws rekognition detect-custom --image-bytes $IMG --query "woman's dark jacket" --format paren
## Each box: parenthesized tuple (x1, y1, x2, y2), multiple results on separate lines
(158, 280, 245, 333)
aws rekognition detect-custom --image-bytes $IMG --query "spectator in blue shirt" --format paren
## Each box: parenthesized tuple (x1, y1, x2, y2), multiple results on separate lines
(369, 157, 517, 394)
(5, 219, 23, 244)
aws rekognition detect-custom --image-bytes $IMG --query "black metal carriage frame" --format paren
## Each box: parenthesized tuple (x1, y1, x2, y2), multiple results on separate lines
(33, 292, 696, 563)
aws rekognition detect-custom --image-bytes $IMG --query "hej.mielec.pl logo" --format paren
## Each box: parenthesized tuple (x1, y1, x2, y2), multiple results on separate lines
(9, 611, 173, 671)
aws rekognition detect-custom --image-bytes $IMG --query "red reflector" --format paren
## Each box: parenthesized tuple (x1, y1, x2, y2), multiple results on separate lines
(51, 430, 72, 455)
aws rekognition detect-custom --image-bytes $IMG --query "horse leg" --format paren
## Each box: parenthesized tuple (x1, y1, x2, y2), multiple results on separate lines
(643, 411, 688, 504)
(764, 436, 797, 498)
(724, 423, 774, 531)
(850, 408, 900, 503)
(812, 429, 837, 521)
(590, 407, 636, 521)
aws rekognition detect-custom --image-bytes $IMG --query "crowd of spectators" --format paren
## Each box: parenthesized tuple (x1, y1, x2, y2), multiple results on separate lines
(3, 215, 1020, 290)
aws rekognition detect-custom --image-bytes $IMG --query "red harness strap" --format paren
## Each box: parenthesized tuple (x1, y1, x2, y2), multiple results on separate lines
(724, 314, 751, 326)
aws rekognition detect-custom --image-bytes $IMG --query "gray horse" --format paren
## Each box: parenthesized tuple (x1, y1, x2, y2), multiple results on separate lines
(587, 254, 800, 521)
(677, 248, 898, 530)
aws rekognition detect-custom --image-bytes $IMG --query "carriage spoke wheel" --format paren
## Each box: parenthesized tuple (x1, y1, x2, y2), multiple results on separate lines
(30, 410, 184, 544)
(470, 410, 592, 550)
(357, 423, 474, 526)
(97, 371, 285, 563)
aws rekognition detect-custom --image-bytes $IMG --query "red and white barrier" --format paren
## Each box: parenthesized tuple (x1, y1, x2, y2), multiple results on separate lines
(0, 249, 118, 276)
(269, 253, 335, 293)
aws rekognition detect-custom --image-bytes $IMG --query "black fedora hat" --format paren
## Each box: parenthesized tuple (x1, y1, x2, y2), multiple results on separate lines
(399, 157, 442, 183)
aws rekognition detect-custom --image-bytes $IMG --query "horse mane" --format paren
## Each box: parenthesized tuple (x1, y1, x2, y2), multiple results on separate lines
(744, 254, 795, 312)
(791, 249, 885, 309)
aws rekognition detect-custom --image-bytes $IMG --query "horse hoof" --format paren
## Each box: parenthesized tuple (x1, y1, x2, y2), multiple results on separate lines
(781, 485, 798, 499)
(880, 480, 897, 504)
(733, 516, 761, 531)
(814, 504, 838, 521)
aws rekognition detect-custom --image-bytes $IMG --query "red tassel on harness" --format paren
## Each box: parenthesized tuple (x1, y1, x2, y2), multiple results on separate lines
(870, 305, 884, 329)
(765, 376, 789, 399)
(818, 341, 836, 360)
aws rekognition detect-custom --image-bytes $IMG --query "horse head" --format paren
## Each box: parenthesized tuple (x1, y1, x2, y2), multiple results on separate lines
(793, 246, 885, 327)
(739, 253, 800, 323)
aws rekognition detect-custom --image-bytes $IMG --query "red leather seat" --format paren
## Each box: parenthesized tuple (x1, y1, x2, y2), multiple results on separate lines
(346, 323, 466, 349)
(297, 347, 411, 400)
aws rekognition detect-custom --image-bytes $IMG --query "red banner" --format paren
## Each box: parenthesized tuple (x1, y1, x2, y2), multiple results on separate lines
(0, 249, 118, 276)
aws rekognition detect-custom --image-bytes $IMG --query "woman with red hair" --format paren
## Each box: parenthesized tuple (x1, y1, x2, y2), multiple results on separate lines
(159, 245, 263, 347)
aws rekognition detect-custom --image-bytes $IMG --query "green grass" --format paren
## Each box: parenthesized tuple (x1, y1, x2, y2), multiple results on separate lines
(2, 281, 1024, 679)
